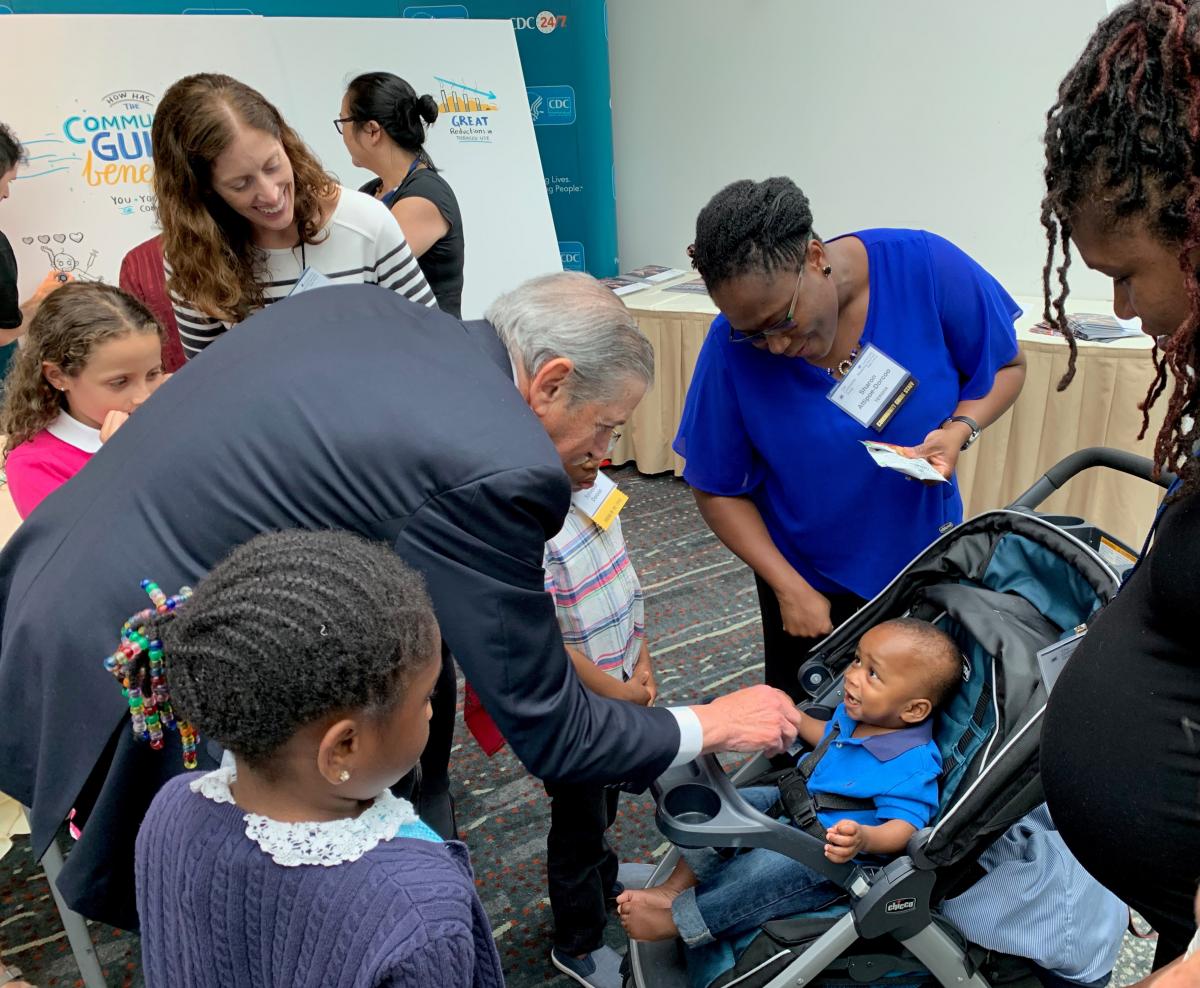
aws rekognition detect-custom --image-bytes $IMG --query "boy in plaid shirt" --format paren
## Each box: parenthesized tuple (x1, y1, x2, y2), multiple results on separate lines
(544, 459, 656, 988)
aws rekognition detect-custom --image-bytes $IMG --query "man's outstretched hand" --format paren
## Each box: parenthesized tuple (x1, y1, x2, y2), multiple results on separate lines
(693, 684, 805, 757)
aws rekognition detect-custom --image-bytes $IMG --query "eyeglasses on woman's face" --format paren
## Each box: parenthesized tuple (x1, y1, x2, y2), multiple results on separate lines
(728, 266, 804, 344)
(333, 117, 355, 135)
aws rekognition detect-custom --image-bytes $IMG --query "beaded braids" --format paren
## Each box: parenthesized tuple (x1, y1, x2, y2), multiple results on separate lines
(104, 530, 440, 772)
(1041, 0, 1200, 495)
(689, 177, 817, 291)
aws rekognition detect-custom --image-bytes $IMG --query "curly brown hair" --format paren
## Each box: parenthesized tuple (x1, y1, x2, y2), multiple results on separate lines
(152, 73, 337, 324)
(1042, 0, 1200, 495)
(1, 282, 161, 458)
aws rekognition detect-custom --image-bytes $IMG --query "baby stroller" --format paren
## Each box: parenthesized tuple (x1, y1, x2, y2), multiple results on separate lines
(628, 448, 1171, 988)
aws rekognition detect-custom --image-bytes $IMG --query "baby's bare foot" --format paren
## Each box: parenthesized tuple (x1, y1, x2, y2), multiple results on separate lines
(616, 887, 681, 941)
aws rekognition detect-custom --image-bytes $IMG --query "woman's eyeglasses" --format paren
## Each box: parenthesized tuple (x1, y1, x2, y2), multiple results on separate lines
(728, 267, 804, 344)
(333, 117, 355, 135)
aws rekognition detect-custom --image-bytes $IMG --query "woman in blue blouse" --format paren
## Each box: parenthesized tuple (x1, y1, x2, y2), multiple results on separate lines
(674, 178, 1026, 699)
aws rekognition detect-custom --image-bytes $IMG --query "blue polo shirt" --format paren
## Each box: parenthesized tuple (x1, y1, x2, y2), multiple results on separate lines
(673, 228, 1020, 599)
(803, 703, 942, 831)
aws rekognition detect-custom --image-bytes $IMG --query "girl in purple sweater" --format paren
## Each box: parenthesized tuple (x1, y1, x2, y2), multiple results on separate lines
(128, 530, 504, 988)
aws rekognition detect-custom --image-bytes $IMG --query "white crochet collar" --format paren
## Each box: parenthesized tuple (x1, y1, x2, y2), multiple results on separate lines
(190, 764, 419, 867)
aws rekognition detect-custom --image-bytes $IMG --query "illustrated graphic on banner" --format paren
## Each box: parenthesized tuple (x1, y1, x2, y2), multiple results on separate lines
(1, 15, 560, 314)
(402, 1, 617, 276)
(528, 85, 575, 126)
(60, 90, 156, 196)
(435, 74, 499, 144)
(23, 234, 102, 284)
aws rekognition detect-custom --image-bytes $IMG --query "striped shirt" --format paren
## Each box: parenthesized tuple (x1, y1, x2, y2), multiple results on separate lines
(543, 508, 645, 679)
(167, 187, 437, 359)
(941, 804, 1126, 983)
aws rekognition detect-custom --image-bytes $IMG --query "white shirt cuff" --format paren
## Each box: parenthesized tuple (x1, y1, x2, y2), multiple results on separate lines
(665, 706, 704, 768)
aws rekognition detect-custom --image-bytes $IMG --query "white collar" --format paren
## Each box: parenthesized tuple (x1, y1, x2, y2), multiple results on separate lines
(190, 764, 419, 867)
(46, 410, 102, 454)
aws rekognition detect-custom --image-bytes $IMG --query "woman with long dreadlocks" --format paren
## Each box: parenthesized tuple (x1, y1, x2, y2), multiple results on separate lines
(1039, 0, 1200, 979)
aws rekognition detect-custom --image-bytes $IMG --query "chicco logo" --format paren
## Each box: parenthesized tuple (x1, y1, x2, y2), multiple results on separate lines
(885, 897, 916, 914)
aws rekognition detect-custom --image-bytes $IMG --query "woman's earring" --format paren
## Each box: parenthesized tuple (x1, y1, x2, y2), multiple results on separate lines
(822, 265, 832, 277)
(337, 770, 350, 783)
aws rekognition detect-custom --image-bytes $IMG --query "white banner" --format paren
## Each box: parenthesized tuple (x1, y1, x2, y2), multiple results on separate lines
(0, 14, 561, 318)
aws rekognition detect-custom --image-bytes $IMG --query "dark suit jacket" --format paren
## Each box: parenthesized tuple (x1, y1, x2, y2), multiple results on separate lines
(0, 284, 679, 928)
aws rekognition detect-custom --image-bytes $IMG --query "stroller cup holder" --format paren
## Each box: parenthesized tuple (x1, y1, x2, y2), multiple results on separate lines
(652, 754, 863, 890)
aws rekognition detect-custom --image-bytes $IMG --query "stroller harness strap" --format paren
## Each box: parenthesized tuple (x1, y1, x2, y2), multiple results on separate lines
(769, 724, 875, 840)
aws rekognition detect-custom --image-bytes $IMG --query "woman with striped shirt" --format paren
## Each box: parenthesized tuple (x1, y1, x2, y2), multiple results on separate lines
(151, 73, 436, 360)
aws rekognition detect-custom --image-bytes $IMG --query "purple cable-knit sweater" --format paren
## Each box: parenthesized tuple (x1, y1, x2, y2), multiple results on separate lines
(135, 774, 505, 988)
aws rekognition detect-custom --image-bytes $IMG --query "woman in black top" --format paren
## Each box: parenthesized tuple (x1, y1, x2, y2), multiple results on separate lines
(1040, 2, 1200, 980)
(339, 72, 465, 317)
(0, 124, 62, 387)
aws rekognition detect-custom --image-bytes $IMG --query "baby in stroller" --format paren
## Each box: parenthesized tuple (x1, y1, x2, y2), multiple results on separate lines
(626, 500, 1141, 988)
(617, 618, 962, 948)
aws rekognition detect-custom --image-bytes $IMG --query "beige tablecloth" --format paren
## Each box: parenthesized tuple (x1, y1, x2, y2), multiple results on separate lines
(611, 281, 1165, 550)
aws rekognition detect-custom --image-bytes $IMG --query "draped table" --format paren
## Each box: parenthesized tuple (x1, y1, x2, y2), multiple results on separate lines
(609, 277, 1164, 550)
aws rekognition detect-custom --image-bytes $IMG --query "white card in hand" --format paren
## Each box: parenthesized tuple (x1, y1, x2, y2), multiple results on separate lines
(861, 441, 948, 484)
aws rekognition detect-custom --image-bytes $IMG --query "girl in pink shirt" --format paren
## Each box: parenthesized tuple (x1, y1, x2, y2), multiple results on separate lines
(1, 282, 166, 518)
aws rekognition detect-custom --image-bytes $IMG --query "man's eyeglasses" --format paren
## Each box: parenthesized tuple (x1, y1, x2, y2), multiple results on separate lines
(729, 267, 804, 344)
(583, 426, 623, 463)
(333, 117, 356, 135)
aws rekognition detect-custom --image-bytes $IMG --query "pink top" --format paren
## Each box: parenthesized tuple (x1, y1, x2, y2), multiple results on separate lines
(5, 411, 101, 519)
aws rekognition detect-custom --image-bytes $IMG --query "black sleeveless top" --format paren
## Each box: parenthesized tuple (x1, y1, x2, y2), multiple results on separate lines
(1041, 489, 1200, 961)
(361, 168, 465, 318)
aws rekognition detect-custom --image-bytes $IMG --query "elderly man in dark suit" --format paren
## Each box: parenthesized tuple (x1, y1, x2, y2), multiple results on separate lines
(0, 272, 802, 930)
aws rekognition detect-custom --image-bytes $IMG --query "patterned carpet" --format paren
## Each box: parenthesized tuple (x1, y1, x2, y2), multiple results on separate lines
(0, 467, 1158, 986)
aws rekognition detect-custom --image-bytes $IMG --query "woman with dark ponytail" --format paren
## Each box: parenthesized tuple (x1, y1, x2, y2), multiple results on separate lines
(339, 73, 465, 316)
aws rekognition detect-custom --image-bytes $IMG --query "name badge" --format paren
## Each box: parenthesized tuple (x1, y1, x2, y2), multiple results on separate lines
(827, 344, 917, 431)
(287, 267, 333, 298)
(1035, 626, 1086, 695)
(571, 470, 628, 530)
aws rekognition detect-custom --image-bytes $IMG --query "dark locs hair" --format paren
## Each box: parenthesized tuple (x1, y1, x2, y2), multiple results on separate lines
(689, 177, 816, 291)
(1042, 0, 1200, 494)
(105, 530, 439, 772)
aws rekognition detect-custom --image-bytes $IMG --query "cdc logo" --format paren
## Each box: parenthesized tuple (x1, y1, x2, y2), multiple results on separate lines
(559, 242, 585, 272)
(528, 85, 577, 127)
(513, 10, 565, 32)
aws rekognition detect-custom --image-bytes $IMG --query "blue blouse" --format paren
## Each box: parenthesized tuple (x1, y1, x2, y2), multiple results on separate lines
(673, 228, 1019, 599)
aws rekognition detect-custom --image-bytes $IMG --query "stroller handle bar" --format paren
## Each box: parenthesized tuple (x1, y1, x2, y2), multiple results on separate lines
(1009, 447, 1175, 512)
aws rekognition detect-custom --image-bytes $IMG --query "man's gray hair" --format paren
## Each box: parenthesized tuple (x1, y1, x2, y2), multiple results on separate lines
(486, 271, 654, 405)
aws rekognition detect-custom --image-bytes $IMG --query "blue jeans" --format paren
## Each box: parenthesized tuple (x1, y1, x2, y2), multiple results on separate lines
(672, 786, 843, 947)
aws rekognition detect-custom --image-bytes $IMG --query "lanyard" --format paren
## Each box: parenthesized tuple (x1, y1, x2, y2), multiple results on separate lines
(1121, 475, 1184, 589)
(382, 157, 423, 208)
